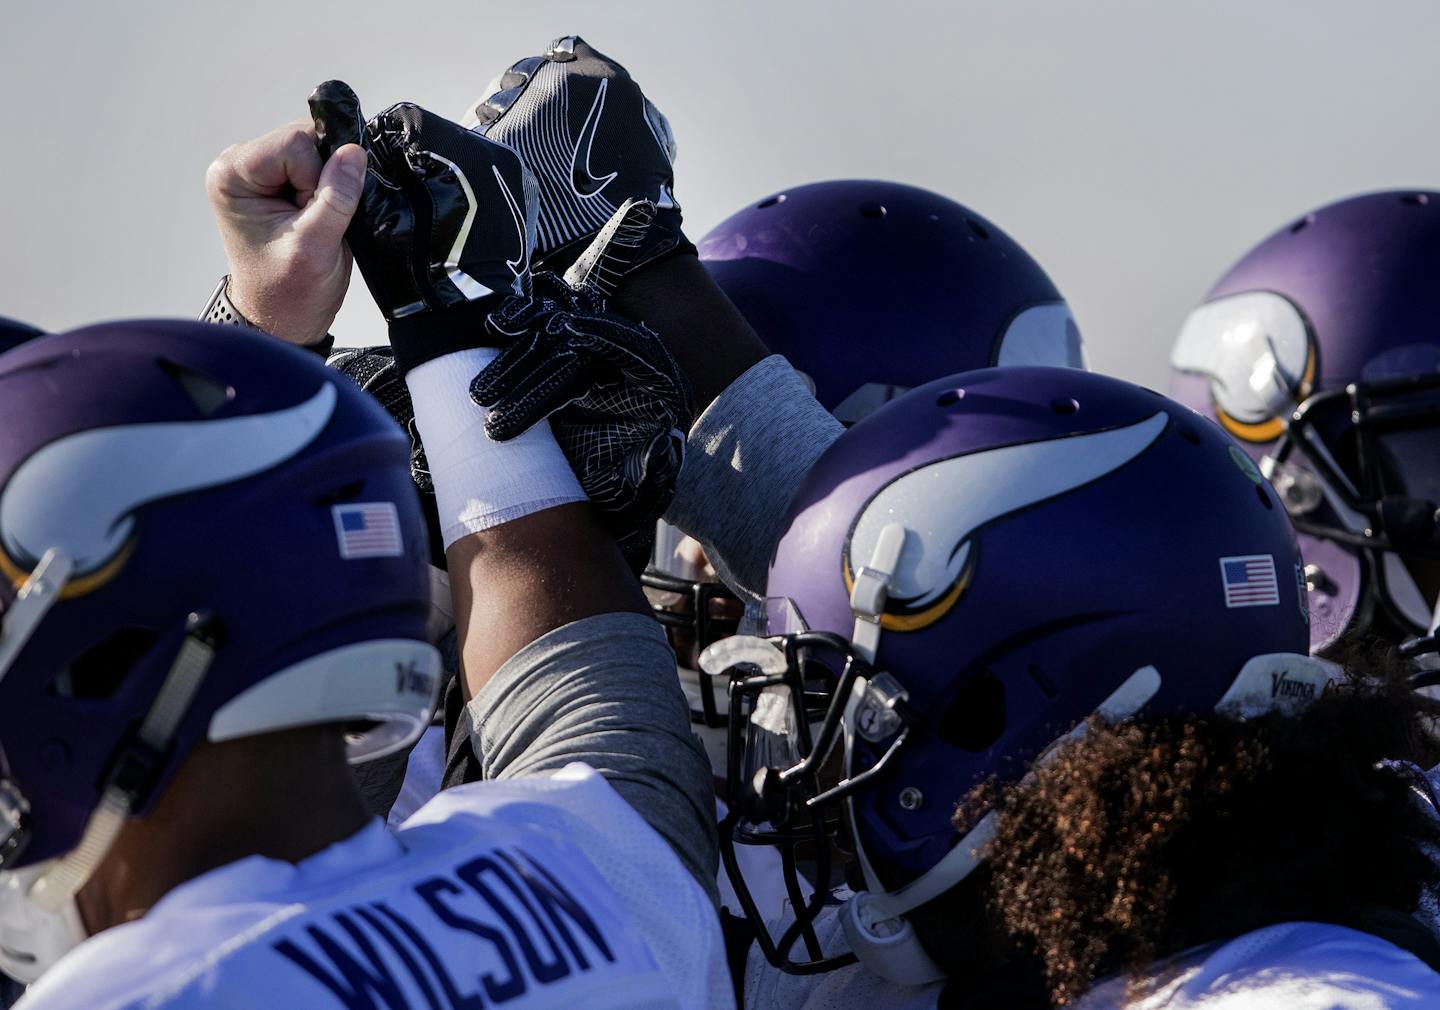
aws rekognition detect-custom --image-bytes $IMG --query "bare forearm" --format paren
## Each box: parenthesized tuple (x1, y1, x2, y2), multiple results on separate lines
(612, 253, 768, 412)
(445, 503, 649, 700)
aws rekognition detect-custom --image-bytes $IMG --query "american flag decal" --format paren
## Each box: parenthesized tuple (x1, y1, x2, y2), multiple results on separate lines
(1219, 554, 1279, 608)
(332, 503, 403, 559)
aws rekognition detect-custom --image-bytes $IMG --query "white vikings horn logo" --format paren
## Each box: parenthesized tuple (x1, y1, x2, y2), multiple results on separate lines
(845, 412, 1168, 631)
(0, 384, 337, 597)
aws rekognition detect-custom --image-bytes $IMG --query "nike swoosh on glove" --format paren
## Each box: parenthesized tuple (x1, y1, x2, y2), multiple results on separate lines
(309, 80, 539, 373)
(463, 35, 691, 276)
(472, 199, 694, 570)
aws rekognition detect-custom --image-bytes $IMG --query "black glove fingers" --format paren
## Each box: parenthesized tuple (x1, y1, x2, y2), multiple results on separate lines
(580, 344, 677, 417)
(308, 80, 367, 162)
(469, 329, 553, 405)
(566, 320, 685, 406)
(487, 279, 559, 337)
(468, 54, 548, 131)
(306, 86, 436, 324)
(553, 35, 630, 78)
(481, 349, 589, 441)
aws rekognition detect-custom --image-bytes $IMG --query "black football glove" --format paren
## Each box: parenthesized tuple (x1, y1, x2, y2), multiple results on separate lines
(473, 200, 694, 566)
(327, 207, 688, 571)
(463, 35, 690, 276)
(309, 80, 538, 373)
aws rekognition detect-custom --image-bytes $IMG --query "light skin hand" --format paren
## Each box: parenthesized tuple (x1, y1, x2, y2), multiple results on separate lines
(205, 119, 367, 345)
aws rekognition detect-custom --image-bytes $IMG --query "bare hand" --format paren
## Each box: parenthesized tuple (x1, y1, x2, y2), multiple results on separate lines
(205, 120, 367, 345)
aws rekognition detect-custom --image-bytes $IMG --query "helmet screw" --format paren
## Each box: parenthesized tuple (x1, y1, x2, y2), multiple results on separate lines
(1304, 563, 1331, 593)
(898, 787, 924, 811)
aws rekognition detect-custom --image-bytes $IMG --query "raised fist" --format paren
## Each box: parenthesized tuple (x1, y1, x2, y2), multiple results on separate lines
(309, 80, 538, 372)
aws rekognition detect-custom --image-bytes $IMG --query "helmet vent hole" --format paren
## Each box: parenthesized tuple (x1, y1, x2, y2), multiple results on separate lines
(936, 671, 1007, 753)
(314, 480, 365, 506)
(158, 359, 234, 417)
(936, 389, 965, 407)
(1050, 397, 1079, 415)
(50, 628, 158, 700)
(859, 202, 887, 219)
(1256, 485, 1273, 510)
(757, 194, 786, 209)
(1026, 664, 1059, 700)
(1289, 215, 1315, 234)
(966, 218, 990, 240)
(1401, 193, 1430, 207)
(1178, 426, 1202, 445)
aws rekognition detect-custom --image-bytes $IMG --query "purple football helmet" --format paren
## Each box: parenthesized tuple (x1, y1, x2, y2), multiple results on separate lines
(703, 367, 1316, 981)
(651, 181, 1089, 730)
(698, 179, 1085, 424)
(0, 321, 439, 893)
(1170, 191, 1440, 653)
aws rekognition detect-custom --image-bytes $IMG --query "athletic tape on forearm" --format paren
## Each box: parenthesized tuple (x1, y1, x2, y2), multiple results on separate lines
(663, 354, 843, 606)
(406, 349, 585, 547)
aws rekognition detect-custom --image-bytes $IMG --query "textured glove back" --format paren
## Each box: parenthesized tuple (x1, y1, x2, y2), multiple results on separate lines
(464, 36, 689, 274)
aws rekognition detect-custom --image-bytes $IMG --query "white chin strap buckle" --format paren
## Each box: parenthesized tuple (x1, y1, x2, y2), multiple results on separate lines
(840, 891, 946, 986)
(850, 524, 907, 665)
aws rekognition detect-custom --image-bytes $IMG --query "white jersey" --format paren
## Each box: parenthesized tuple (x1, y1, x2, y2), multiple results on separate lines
(386, 725, 446, 828)
(19, 765, 733, 1010)
(1075, 922, 1440, 1009)
(744, 909, 1440, 1010)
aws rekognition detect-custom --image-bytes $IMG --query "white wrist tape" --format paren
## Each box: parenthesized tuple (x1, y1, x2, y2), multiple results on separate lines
(406, 348, 585, 548)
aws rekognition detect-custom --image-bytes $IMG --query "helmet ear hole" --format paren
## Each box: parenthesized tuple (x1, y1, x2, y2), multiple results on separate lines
(936, 671, 1007, 753)
(50, 627, 158, 700)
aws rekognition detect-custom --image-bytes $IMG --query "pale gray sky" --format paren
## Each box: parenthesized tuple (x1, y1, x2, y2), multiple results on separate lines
(2, 0, 1437, 387)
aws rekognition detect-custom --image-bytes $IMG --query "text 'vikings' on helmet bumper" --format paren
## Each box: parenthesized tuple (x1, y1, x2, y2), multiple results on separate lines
(703, 366, 1318, 983)
(1170, 190, 1440, 653)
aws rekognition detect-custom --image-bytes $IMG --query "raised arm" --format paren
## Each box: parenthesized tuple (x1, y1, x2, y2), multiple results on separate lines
(301, 82, 719, 892)
(463, 35, 841, 608)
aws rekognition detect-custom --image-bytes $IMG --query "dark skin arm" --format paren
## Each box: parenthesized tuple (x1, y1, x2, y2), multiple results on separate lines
(447, 503, 649, 701)
(451, 252, 766, 701)
(611, 252, 769, 414)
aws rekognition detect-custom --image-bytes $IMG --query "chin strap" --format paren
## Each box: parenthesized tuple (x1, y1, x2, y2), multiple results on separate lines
(841, 665, 1166, 985)
(29, 612, 219, 913)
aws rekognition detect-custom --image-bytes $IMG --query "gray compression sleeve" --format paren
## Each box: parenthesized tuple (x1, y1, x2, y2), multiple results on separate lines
(465, 612, 719, 902)
(663, 354, 843, 606)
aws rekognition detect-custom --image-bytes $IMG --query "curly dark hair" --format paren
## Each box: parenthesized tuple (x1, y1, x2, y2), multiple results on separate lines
(960, 651, 1440, 1006)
